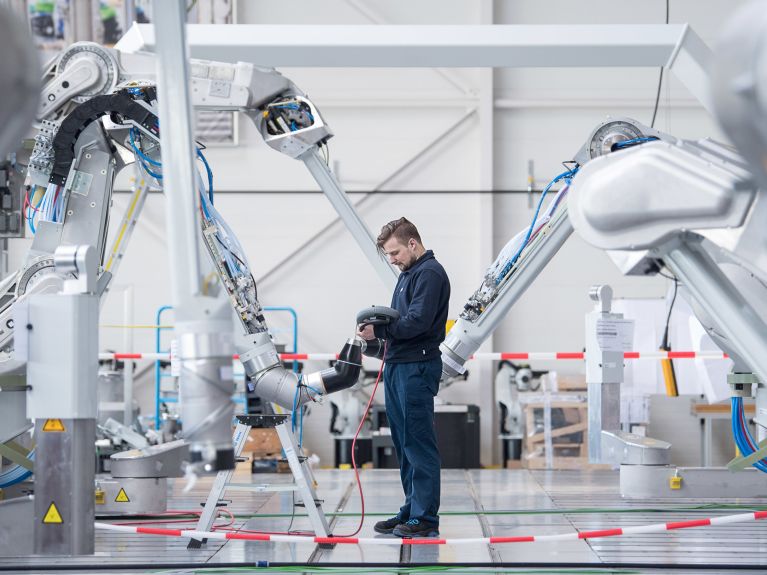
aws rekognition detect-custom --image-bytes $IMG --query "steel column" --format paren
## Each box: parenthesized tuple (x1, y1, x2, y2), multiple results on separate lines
(33, 418, 95, 555)
(153, 0, 203, 306)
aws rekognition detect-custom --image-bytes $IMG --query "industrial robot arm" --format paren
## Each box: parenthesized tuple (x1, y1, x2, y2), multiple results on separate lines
(37, 41, 396, 287)
(568, 132, 767, 384)
(22, 81, 365, 411)
(440, 118, 671, 379)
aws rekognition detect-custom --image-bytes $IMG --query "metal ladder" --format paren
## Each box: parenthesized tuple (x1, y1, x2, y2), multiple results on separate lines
(187, 414, 331, 548)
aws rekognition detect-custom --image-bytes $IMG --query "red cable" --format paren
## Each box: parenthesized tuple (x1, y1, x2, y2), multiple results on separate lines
(335, 342, 387, 538)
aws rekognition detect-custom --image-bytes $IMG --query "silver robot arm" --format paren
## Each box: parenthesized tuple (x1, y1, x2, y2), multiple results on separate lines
(440, 118, 670, 378)
(38, 41, 396, 287)
(568, 132, 767, 384)
(24, 81, 366, 410)
(1, 43, 370, 406)
(566, 0, 767, 392)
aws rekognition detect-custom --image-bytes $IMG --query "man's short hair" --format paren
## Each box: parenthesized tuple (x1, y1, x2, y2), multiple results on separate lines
(377, 217, 422, 250)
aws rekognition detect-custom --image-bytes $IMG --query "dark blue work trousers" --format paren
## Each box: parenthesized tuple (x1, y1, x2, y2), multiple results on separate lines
(384, 357, 442, 525)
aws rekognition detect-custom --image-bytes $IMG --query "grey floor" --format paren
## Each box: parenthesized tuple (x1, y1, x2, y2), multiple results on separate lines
(3, 468, 767, 573)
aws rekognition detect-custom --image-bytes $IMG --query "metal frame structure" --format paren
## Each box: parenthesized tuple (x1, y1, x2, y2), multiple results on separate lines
(116, 22, 712, 117)
(115, 18, 715, 468)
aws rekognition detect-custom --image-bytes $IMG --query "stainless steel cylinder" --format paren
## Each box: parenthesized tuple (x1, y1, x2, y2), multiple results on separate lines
(178, 328, 235, 471)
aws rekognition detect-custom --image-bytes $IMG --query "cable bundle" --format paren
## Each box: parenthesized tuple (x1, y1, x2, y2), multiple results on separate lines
(731, 396, 767, 473)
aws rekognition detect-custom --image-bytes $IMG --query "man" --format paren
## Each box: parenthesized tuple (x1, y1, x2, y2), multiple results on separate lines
(357, 217, 450, 538)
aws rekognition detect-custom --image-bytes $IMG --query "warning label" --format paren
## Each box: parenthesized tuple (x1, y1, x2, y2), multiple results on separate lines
(42, 419, 66, 432)
(43, 502, 63, 524)
(115, 488, 130, 503)
(596, 318, 634, 352)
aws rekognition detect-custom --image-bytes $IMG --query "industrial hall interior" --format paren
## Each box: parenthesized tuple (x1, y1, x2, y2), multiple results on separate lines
(2, 0, 767, 573)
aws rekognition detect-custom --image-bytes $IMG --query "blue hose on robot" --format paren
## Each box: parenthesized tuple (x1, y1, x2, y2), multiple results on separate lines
(731, 397, 767, 473)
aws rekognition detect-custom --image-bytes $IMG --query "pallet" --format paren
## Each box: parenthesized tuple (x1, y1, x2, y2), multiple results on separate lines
(523, 400, 592, 470)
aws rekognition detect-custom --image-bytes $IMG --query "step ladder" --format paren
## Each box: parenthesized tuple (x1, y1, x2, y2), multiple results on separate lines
(187, 414, 331, 548)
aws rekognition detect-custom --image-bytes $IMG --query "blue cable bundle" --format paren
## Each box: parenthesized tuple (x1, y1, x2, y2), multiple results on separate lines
(0, 449, 34, 488)
(731, 396, 767, 473)
(611, 136, 659, 151)
(129, 127, 163, 180)
(196, 148, 214, 204)
(495, 166, 579, 285)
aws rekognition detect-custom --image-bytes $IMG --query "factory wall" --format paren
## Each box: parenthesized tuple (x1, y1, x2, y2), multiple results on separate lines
(8, 0, 750, 467)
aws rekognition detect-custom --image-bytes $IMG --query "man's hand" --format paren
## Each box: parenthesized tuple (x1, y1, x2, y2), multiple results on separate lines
(357, 324, 375, 340)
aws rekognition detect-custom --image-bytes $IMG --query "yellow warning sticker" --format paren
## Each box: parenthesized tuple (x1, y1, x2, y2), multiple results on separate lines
(43, 502, 63, 524)
(42, 419, 66, 432)
(115, 488, 130, 503)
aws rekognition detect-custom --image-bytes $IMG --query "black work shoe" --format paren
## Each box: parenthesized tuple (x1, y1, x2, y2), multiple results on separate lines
(392, 518, 439, 538)
(374, 515, 406, 534)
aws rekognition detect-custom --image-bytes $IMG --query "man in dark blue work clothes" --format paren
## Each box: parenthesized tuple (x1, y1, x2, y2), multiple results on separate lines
(357, 217, 450, 538)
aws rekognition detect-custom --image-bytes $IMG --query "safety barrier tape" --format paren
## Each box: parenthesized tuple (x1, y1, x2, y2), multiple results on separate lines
(98, 351, 729, 362)
(96, 510, 767, 546)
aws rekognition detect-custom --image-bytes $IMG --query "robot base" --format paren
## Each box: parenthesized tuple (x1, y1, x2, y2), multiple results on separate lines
(0, 497, 33, 556)
(95, 477, 168, 515)
(620, 464, 767, 499)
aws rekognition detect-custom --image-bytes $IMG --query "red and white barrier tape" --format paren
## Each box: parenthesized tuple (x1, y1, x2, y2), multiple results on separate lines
(98, 351, 729, 362)
(96, 509, 767, 546)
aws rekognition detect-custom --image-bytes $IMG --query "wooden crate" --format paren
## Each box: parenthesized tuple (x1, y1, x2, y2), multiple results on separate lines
(523, 400, 589, 470)
(557, 375, 587, 391)
(242, 428, 282, 457)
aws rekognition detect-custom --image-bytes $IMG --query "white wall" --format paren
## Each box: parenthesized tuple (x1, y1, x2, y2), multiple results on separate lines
(10, 0, 750, 467)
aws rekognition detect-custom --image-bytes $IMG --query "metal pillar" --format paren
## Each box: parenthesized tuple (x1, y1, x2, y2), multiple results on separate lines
(477, 0, 496, 467)
(153, 0, 235, 472)
(153, 0, 202, 304)
(300, 147, 397, 290)
(33, 419, 95, 554)
(585, 285, 626, 463)
(122, 286, 134, 426)
(65, 0, 96, 43)
(22, 246, 99, 555)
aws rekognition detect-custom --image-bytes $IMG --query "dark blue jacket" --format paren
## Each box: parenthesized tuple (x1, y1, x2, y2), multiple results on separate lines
(374, 250, 450, 363)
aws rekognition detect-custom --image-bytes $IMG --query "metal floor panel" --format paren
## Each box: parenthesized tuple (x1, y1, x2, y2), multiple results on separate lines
(3, 467, 767, 573)
(529, 468, 767, 567)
